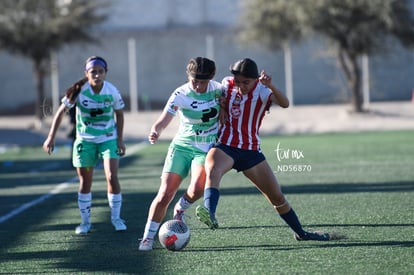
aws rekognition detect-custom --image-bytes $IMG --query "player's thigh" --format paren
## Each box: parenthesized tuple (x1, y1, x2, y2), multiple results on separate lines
(243, 160, 283, 199)
(189, 153, 207, 186)
(205, 147, 234, 175)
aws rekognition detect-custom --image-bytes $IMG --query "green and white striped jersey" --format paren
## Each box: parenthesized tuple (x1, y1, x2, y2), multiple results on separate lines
(165, 80, 223, 152)
(62, 81, 125, 143)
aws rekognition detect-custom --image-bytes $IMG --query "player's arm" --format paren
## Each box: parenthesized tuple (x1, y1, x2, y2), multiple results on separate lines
(148, 110, 174, 144)
(115, 109, 126, 156)
(259, 70, 289, 108)
(218, 90, 228, 125)
(43, 103, 68, 154)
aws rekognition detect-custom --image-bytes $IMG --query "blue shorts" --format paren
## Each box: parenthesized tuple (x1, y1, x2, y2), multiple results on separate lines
(214, 143, 265, 172)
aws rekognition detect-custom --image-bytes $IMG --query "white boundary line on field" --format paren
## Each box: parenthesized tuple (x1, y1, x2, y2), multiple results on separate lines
(0, 141, 148, 224)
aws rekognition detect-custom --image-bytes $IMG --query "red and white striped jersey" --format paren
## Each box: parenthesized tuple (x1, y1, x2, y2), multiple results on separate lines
(218, 76, 273, 151)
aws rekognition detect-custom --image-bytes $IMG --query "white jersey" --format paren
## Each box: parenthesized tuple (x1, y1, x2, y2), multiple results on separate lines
(62, 81, 125, 143)
(164, 80, 223, 152)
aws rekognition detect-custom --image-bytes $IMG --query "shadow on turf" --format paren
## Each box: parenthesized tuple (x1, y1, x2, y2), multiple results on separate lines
(0, 158, 74, 174)
(0, 149, 142, 189)
(219, 181, 414, 196)
(0, 152, 161, 273)
(199, 223, 414, 231)
(180, 239, 414, 252)
(0, 188, 160, 274)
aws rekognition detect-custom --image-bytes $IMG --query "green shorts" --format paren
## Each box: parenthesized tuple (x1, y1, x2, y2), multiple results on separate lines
(72, 139, 119, 168)
(162, 144, 206, 179)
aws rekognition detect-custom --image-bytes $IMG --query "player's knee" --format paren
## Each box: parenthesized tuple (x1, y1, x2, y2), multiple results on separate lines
(156, 191, 175, 206)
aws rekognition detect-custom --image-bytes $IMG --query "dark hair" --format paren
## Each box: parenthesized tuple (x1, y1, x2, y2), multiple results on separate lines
(230, 58, 259, 79)
(85, 56, 108, 72)
(186, 57, 216, 80)
(65, 77, 88, 101)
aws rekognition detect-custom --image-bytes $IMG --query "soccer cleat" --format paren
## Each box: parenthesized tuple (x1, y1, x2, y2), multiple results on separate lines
(173, 210, 186, 223)
(75, 223, 92, 234)
(111, 218, 127, 231)
(294, 231, 330, 241)
(196, 205, 218, 230)
(138, 238, 154, 251)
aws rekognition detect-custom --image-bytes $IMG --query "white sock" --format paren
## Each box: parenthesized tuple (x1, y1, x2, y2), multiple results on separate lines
(173, 195, 192, 214)
(78, 192, 92, 224)
(108, 193, 122, 221)
(142, 220, 160, 240)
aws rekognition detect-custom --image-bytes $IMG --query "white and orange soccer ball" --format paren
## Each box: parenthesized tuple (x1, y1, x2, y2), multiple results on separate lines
(158, 219, 190, 251)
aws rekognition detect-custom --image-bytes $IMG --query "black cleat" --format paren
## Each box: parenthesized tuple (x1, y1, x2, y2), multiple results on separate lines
(294, 231, 331, 241)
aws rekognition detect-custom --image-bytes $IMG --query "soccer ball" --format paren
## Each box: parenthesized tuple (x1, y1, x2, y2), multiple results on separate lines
(158, 219, 190, 251)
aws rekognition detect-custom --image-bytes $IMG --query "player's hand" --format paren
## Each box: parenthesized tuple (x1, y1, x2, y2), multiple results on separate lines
(43, 138, 54, 155)
(148, 131, 159, 144)
(259, 70, 272, 87)
(117, 143, 126, 156)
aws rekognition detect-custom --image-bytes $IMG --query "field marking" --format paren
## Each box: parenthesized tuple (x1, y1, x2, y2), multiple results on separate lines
(0, 141, 148, 224)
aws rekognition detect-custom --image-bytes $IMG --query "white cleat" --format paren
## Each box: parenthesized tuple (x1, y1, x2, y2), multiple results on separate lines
(75, 223, 92, 235)
(112, 218, 127, 231)
(138, 238, 154, 251)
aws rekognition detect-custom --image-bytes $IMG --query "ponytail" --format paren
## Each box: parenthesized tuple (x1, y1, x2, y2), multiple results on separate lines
(65, 77, 88, 102)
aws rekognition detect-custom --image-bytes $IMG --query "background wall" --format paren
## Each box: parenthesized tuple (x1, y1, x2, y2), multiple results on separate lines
(0, 0, 413, 114)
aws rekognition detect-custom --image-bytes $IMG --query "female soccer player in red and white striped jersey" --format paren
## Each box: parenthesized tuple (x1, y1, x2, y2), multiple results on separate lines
(196, 58, 332, 241)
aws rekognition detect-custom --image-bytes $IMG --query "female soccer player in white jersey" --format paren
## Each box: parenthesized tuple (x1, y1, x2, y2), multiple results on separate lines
(196, 58, 333, 241)
(43, 56, 127, 234)
(138, 57, 223, 251)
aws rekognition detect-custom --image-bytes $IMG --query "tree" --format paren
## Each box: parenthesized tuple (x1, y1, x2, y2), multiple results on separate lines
(0, 0, 108, 121)
(238, 0, 311, 105)
(238, 0, 414, 112)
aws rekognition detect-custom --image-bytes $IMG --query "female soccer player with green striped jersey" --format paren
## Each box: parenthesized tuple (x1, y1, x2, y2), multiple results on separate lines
(43, 56, 127, 235)
(138, 57, 223, 251)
